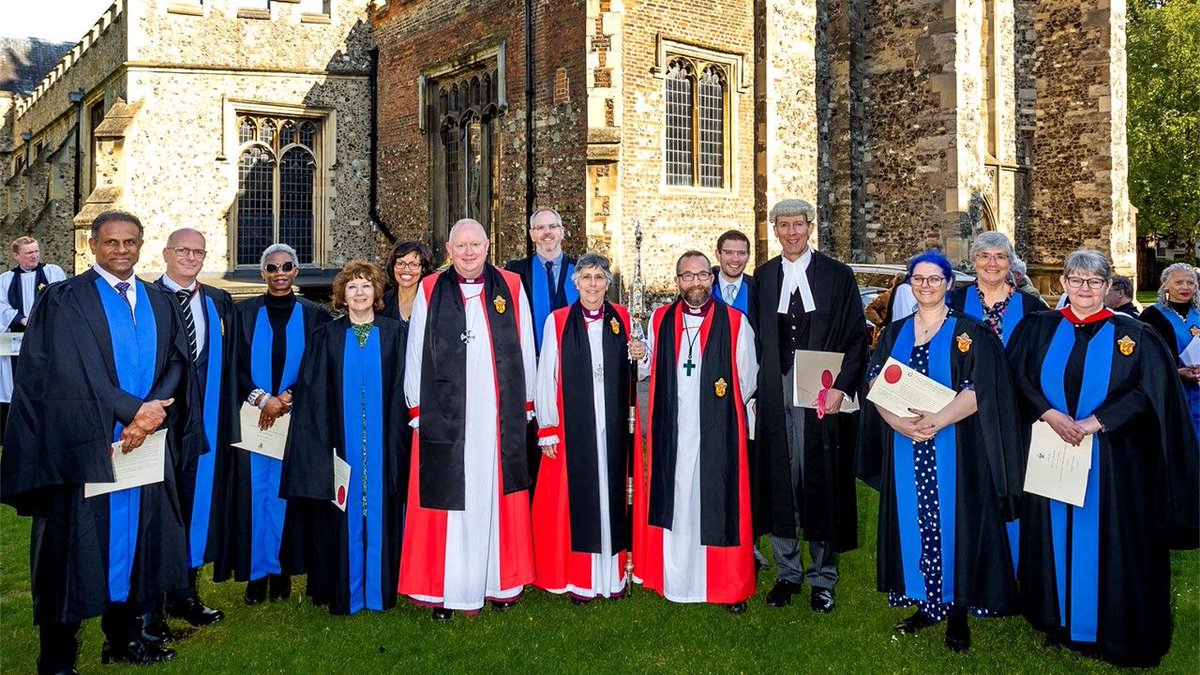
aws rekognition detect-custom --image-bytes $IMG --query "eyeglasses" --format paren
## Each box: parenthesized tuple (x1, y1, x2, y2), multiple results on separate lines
(1065, 276, 1106, 290)
(577, 273, 608, 284)
(974, 252, 1009, 263)
(677, 271, 713, 283)
(530, 224, 563, 233)
(264, 261, 296, 274)
(719, 249, 749, 257)
(393, 260, 423, 271)
(910, 275, 946, 287)
(171, 247, 207, 259)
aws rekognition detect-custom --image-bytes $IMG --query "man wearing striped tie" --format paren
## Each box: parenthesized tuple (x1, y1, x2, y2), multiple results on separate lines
(1, 210, 197, 672)
(140, 229, 237, 643)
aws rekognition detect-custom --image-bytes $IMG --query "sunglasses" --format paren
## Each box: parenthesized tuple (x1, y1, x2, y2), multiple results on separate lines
(264, 261, 296, 274)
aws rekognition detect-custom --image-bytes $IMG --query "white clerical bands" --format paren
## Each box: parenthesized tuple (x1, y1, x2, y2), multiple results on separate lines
(776, 255, 816, 315)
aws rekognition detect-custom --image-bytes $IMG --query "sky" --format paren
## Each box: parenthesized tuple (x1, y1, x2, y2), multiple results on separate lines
(1, 0, 118, 42)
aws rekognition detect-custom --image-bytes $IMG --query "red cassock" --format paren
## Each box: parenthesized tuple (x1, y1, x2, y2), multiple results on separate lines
(397, 271, 535, 608)
(531, 304, 640, 596)
(633, 302, 756, 605)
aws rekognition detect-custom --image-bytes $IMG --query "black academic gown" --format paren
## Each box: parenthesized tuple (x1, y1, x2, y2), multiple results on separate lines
(1007, 310, 1199, 667)
(711, 267, 758, 330)
(857, 312, 1022, 612)
(751, 252, 867, 550)
(0, 270, 197, 625)
(280, 315, 408, 614)
(213, 294, 331, 583)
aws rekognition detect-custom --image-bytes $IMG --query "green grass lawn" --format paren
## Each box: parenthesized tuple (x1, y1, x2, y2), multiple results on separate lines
(1, 485, 1196, 673)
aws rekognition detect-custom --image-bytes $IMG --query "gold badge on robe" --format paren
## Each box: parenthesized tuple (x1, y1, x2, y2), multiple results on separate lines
(220, 318, 226, 336)
(1190, 325, 1200, 339)
(610, 317, 620, 334)
(37, 282, 46, 292)
(493, 295, 507, 314)
(714, 377, 728, 398)
(1118, 335, 1136, 356)
(956, 332, 973, 353)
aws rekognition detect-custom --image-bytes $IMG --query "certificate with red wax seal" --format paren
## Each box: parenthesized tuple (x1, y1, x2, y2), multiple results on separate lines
(866, 357, 956, 419)
(792, 350, 859, 413)
(332, 451, 351, 512)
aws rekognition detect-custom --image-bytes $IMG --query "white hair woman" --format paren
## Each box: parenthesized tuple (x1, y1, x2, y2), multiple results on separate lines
(1006, 249, 1199, 667)
(1139, 262, 1200, 438)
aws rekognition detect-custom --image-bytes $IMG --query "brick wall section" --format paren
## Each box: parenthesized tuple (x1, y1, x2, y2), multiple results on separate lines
(815, 0, 852, 260)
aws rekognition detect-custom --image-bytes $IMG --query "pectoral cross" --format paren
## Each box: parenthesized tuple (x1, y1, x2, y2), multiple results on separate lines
(460, 329, 475, 344)
(683, 358, 696, 376)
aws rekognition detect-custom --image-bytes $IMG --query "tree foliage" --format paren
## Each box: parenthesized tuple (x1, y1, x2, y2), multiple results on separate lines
(1127, 0, 1200, 241)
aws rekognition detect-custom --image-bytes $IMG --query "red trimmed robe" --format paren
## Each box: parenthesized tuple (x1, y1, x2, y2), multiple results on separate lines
(634, 301, 758, 604)
(397, 270, 536, 610)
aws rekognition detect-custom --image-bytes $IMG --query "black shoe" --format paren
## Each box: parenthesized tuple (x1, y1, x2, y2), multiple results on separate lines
(431, 608, 453, 622)
(810, 588, 835, 613)
(268, 575, 291, 602)
(36, 661, 77, 675)
(245, 579, 267, 606)
(894, 610, 939, 635)
(945, 613, 970, 652)
(490, 600, 517, 612)
(570, 598, 590, 606)
(166, 595, 225, 627)
(140, 616, 173, 645)
(101, 639, 176, 665)
(765, 580, 801, 608)
(726, 601, 748, 614)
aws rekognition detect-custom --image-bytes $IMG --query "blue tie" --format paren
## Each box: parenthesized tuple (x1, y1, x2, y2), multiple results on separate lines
(544, 259, 556, 307)
(115, 281, 132, 312)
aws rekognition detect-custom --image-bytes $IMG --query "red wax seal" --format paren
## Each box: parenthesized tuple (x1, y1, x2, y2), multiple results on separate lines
(883, 364, 903, 384)
(337, 486, 346, 505)
(820, 369, 834, 389)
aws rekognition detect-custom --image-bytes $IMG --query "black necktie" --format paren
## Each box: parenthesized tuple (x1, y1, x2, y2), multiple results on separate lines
(176, 289, 198, 361)
(544, 259, 556, 306)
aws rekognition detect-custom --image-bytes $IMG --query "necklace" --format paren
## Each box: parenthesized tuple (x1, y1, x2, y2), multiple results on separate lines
(682, 322, 701, 377)
(915, 307, 948, 341)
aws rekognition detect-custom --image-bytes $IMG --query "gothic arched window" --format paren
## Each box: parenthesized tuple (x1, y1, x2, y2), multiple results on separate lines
(235, 113, 321, 266)
(664, 57, 729, 189)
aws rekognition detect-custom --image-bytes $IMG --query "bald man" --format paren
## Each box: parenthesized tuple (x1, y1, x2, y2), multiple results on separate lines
(399, 219, 538, 622)
(142, 229, 236, 640)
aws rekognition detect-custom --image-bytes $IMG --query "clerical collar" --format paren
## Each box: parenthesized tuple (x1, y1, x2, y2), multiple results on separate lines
(581, 305, 604, 321)
(682, 298, 713, 316)
(457, 274, 483, 285)
(1060, 306, 1113, 325)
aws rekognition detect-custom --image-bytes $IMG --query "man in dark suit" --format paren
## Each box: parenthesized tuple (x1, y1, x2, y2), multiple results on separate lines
(505, 207, 578, 488)
(1, 210, 198, 673)
(751, 199, 867, 614)
(140, 228, 236, 642)
(712, 229, 757, 328)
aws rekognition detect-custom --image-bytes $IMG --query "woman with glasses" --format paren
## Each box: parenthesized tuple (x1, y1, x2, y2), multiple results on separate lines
(1138, 262, 1200, 438)
(859, 250, 1023, 652)
(215, 244, 331, 605)
(380, 240, 435, 325)
(531, 253, 643, 603)
(1006, 249, 1198, 667)
(281, 260, 408, 615)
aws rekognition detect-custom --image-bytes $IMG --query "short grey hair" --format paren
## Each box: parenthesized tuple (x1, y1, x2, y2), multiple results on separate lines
(260, 243, 299, 269)
(1158, 262, 1200, 308)
(529, 207, 563, 229)
(1011, 256, 1028, 276)
(1062, 248, 1111, 281)
(572, 252, 613, 285)
(971, 231, 1016, 263)
(768, 199, 816, 225)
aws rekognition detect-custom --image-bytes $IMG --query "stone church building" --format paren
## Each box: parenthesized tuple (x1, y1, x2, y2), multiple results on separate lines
(2, 0, 1133, 297)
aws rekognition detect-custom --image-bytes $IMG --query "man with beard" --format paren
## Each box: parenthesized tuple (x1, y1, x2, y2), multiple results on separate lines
(633, 251, 758, 613)
(752, 198, 867, 613)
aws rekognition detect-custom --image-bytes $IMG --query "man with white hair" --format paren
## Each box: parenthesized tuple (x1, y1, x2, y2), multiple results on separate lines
(400, 218, 538, 622)
(0, 236, 67, 432)
(751, 198, 867, 614)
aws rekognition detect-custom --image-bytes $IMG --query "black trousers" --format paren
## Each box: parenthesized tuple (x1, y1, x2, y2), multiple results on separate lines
(38, 601, 142, 673)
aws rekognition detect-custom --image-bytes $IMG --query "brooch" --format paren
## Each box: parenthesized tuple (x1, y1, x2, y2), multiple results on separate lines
(1190, 326, 1199, 339)
(956, 332, 973, 353)
(1117, 335, 1135, 356)
(610, 317, 620, 334)
(493, 295, 507, 314)
(714, 377, 728, 398)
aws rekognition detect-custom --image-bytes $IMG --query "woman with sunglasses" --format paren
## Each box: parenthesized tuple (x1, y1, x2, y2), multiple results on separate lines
(380, 240, 435, 325)
(215, 244, 331, 605)
(859, 250, 1023, 652)
(1006, 249, 1198, 667)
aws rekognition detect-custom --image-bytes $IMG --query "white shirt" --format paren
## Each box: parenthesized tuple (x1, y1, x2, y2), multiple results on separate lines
(160, 274, 207, 357)
(718, 273, 744, 305)
(93, 264, 138, 313)
(891, 283, 918, 321)
(776, 248, 816, 314)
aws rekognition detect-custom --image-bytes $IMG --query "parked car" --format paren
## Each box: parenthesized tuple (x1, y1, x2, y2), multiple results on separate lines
(852, 263, 975, 309)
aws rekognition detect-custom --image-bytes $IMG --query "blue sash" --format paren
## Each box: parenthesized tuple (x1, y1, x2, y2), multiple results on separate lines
(890, 318, 958, 603)
(247, 304, 305, 579)
(531, 259, 577, 350)
(962, 283, 1028, 347)
(722, 279, 750, 316)
(1040, 317, 1113, 643)
(95, 278, 157, 603)
(343, 326, 386, 613)
(1155, 303, 1200, 438)
(189, 295, 223, 568)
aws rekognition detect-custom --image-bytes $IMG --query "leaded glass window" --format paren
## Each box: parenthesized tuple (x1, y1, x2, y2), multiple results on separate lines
(663, 56, 729, 189)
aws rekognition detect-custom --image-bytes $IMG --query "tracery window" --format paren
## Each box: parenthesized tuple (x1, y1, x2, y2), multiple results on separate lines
(664, 56, 728, 189)
(235, 113, 321, 266)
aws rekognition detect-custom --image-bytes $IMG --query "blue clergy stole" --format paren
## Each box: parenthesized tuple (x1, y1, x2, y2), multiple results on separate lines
(189, 294, 224, 568)
(1156, 303, 1200, 438)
